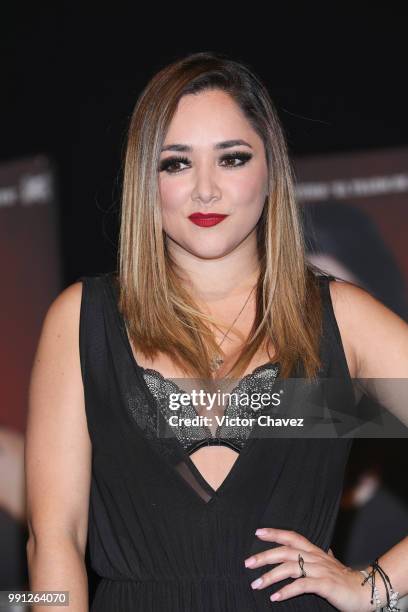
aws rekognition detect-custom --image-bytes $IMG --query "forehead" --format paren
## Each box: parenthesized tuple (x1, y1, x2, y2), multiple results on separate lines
(164, 89, 258, 145)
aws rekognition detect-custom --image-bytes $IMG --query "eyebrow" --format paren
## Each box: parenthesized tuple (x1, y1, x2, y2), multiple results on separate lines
(160, 139, 253, 153)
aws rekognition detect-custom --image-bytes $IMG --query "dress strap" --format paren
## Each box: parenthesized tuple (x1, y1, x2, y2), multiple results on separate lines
(317, 273, 353, 382)
(76, 273, 106, 383)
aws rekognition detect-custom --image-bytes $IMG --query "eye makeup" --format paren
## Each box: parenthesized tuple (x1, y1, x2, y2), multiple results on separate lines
(158, 151, 253, 174)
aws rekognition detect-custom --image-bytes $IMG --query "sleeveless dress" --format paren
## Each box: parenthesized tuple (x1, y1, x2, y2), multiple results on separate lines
(78, 271, 355, 611)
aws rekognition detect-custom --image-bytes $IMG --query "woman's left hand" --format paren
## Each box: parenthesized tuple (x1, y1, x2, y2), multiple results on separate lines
(244, 527, 374, 611)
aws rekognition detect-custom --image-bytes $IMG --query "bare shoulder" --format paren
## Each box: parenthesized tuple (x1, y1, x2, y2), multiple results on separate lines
(28, 281, 85, 380)
(26, 279, 91, 555)
(327, 278, 408, 379)
(45, 280, 83, 322)
(28, 280, 84, 388)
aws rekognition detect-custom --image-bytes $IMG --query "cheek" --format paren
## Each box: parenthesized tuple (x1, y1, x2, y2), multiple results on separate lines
(159, 176, 193, 214)
(158, 180, 189, 237)
(229, 169, 268, 210)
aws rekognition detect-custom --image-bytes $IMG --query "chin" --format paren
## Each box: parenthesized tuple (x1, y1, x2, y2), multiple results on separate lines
(189, 244, 237, 260)
(167, 234, 238, 260)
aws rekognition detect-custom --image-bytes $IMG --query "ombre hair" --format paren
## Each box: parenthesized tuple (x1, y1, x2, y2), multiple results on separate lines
(117, 51, 326, 380)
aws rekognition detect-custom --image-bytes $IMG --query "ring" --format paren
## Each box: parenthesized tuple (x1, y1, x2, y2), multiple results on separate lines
(298, 554, 307, 577)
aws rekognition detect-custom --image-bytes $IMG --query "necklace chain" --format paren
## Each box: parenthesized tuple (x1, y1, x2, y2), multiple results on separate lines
(210, 284, 256, 372)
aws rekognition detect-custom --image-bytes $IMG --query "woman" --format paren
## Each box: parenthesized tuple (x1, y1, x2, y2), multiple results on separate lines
(25, 52, 408, 611)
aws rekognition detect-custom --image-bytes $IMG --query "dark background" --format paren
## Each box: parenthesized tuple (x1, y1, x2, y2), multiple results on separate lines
(2, 5, 407, 283)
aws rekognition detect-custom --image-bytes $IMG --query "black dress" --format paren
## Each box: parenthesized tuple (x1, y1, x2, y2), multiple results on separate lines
(78, 271, 355, 611)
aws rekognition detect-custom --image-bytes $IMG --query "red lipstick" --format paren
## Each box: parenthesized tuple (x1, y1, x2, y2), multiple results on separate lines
(188, 212, 228, 227)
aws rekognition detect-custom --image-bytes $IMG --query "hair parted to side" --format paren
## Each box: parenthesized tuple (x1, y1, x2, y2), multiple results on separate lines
(117, 50, 326, 380)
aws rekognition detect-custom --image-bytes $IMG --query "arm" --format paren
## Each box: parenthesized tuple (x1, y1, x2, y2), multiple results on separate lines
(25, 281, 91, 611)
(331, 279, 408, 604)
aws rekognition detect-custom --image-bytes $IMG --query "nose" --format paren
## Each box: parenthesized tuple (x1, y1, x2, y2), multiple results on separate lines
(191, 163, 221, 207)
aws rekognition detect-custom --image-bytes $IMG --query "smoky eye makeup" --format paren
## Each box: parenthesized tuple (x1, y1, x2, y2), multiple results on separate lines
(158, 151, 253, 174)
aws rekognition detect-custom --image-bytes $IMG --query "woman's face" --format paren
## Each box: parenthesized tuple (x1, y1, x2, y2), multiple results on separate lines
(158, 89, 269, 260)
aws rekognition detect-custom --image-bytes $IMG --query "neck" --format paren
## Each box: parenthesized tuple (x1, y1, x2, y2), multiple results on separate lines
(165, 229, 261, 304)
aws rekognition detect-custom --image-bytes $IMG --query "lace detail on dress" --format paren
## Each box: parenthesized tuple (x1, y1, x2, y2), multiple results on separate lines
(140, 362, 280, 455)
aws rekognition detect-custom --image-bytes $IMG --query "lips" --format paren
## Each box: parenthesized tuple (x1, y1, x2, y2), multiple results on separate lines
(188, 213, 228, 227)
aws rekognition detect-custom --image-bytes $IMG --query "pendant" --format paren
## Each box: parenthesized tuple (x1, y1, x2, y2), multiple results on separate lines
(210, 354, 224, 372)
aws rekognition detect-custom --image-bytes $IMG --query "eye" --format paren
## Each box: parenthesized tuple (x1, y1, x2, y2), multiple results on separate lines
(159, 156, 190, 174)
(219, 151, 253, 168)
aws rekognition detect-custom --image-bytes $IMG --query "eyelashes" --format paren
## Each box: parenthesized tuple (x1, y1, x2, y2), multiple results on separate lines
(158, 151, 253, 174)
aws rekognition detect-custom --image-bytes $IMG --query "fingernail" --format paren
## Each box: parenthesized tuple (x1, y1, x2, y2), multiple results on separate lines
(245, 557, 256, 567)
(270, 592, 281, 601)
(255, 528, 267, 535)
(251, 577, 263, 589)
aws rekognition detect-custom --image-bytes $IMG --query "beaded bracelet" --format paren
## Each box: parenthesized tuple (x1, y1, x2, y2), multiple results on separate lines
(360, 557, 400, 611)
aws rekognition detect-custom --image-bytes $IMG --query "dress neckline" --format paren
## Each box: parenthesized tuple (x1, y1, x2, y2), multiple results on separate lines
(101, 271, 282, 503)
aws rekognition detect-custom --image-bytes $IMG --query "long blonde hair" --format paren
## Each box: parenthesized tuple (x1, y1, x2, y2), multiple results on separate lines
(117, 51, 324, 380)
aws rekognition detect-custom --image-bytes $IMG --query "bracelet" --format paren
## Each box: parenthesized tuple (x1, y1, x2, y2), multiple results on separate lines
(371, 559, 400, 611)
(360, 557, 400, 611)
(359, 569, 383, 609)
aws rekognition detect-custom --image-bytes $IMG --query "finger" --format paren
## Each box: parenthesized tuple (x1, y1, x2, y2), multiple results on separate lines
(255, 528, 321, 554)
(245, 546, 320, 570)
(251, 560, 327, 591)
(328, 548, 334, 557)
(269, 576, 330, 602)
